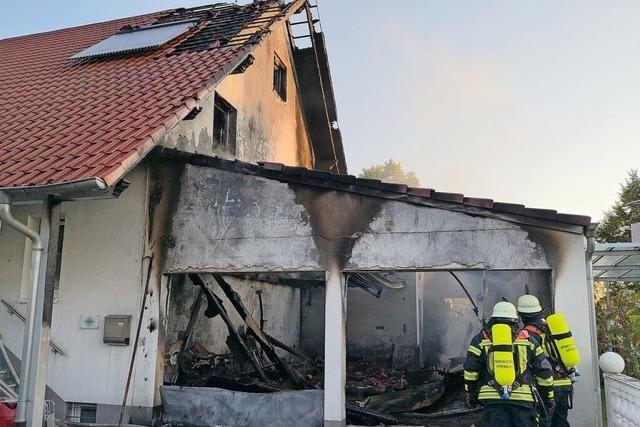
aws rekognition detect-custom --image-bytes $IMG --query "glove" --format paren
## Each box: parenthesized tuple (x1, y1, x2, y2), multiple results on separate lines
(465, 392, 479, 408)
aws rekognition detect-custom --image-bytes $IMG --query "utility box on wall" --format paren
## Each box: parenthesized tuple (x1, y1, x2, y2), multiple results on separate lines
(103, 315, 132, 345)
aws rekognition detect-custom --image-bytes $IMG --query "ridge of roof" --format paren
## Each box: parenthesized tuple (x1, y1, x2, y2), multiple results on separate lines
(157, 148, 593, 230)
(0, 11, 168, 43)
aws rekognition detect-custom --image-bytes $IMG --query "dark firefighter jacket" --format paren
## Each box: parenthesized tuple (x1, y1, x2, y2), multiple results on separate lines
(522, 318, 574, 390)
(464, 326, 554, 404)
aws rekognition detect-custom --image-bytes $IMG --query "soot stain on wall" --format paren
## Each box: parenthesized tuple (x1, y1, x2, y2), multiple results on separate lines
(291, 185, 383, 269)
(148, 158, 186, 272)
(521, 225, 570, 310)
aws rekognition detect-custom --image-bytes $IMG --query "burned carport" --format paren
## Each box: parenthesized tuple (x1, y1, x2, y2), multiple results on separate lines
(156, 153, 600, 427)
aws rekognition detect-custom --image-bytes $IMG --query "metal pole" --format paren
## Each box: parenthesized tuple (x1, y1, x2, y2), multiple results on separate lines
(0, 192, 44, 426)
(584, 225, 603, 427)
(118, 254, 153, 426)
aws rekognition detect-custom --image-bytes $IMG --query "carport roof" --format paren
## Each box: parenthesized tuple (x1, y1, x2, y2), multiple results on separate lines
(159, 149, 593, 230)
(593, 243, 640, 282)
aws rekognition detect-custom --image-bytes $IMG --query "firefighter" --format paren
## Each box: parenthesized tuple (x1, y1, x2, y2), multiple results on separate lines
(517, 295, 575, 427)
(464, 301, 555, 427)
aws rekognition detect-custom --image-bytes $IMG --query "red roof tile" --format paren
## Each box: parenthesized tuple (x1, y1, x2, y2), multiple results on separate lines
(0, 2, 286, 190)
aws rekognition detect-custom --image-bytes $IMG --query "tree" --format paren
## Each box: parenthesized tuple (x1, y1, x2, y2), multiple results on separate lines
(359, 159, 421, 187)
(597, 169, 640, 243)
(595, 169, 640, 378)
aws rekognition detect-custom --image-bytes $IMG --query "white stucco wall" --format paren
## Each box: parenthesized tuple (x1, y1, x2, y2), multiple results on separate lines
(532, 228, 600, 427)
(0, 167, 155, 410)
(0, 203, 46, 358)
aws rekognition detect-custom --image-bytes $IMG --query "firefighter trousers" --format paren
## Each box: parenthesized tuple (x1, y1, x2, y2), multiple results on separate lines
(483, 401, 537, 427)
(551, 389, 572, 427)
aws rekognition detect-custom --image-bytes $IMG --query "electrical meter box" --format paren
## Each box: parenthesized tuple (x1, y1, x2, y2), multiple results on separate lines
(103, 315, 132, 346)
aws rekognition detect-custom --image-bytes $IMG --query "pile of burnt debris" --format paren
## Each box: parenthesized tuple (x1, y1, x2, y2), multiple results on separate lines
(343, 362, 482, 426)
(165, 273, 482, 426)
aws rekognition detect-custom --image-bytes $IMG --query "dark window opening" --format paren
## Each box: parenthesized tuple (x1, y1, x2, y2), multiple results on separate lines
(80, 406, 97, 423)
(67, 403, 97, 423)
(273, 54, 287, 101)
(53, 216, 65, 301)
(213, 93, 237, 155)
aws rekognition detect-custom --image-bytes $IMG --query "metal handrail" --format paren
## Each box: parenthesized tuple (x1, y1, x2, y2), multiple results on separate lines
(0, 299, 65, 356)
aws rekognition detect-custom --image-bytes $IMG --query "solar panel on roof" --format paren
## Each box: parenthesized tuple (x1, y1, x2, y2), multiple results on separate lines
(70, 20, 197, 60)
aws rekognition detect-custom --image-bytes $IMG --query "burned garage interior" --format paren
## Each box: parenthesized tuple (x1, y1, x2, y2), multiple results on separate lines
(162, 269, 552, 426)
(155, 154, 597, 427)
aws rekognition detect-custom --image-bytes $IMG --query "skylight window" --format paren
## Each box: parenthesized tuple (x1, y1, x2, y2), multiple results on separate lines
(70, 20, 197, 60)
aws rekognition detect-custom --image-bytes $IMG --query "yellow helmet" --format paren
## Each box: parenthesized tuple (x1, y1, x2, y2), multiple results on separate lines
(491, 301, 518, 320)
(517, 294, 543, 314)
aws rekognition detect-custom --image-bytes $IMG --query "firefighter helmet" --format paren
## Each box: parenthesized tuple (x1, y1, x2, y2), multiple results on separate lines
(491, 302, 518, 320)
(516, 294, 543, 314)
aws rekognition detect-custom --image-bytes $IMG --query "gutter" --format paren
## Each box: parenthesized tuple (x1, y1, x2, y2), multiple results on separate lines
(0, 191, 46, 425)
(0, 177, 108, 200)
(584, 223, 603, 427)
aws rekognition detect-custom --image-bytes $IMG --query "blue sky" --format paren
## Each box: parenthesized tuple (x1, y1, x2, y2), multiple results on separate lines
(3, 1, 640, 220)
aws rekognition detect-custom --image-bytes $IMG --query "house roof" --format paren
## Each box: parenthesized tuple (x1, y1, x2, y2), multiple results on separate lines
(0, 1, 303, 193)
(158, 149, 593, 231)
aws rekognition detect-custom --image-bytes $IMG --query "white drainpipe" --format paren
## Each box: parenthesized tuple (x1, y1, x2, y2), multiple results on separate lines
(0, 191, 43, 425)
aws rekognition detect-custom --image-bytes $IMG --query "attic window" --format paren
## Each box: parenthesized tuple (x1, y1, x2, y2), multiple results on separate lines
(70, 20, 196, 60)
(273, 54, 287, 101)
(213, 93, 237, 155)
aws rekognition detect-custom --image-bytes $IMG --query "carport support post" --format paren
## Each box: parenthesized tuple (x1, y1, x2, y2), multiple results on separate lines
(324, 268, 346, 427)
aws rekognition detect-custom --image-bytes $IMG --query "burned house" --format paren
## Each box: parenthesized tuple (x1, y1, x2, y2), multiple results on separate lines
(0, 1, 601, 427)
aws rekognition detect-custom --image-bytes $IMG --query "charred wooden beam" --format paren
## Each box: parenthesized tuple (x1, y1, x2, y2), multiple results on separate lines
(345, 403, 399, 425)
(188, 274, 268, 382)
(212, 274, 304, 387)
(172, 286, 205, 384)
(265, 333, 310, 362)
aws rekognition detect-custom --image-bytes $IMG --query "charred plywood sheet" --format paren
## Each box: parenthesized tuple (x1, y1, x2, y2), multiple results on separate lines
(167, 165, 319, 272)
(166, 165, 550, 273)
(349, 202, 549, 271)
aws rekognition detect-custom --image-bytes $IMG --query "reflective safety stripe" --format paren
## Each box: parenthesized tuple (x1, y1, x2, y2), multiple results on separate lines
(464, 370, 479, 381)
(536, 375, 554, 387)
(518, 343, 528, 374)
(535, 346, 545, 356)
(554, 378, 573, 387)
(478, 384, 535, 403)
(468, 345, 482, 357)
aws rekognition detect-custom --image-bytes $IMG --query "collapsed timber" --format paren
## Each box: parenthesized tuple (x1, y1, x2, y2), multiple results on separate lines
(164, 273, 482, 426)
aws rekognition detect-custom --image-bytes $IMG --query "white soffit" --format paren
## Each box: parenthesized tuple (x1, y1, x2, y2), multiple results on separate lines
(70, 20, 196, 60)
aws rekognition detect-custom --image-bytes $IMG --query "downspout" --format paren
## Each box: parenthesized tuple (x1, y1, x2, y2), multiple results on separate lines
(584, 224, 603, 427)
(0, 191, 43, 425)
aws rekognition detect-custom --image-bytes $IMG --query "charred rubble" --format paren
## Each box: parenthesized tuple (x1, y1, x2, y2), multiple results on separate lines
(164, 273, 482, 426)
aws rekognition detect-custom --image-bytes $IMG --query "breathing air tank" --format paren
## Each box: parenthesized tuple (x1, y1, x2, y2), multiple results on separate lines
(491, 323, 516, 399)
(547, 313, 580, 368)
